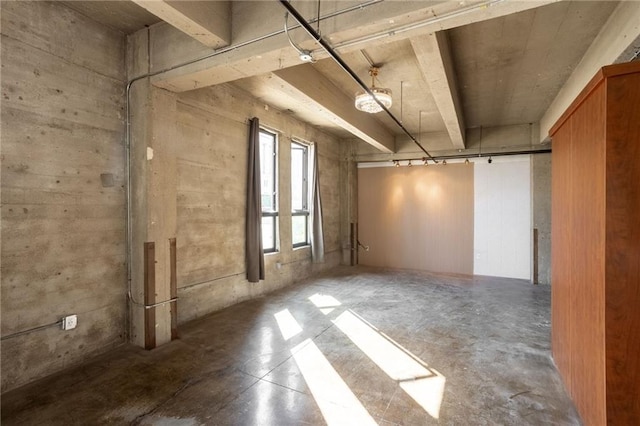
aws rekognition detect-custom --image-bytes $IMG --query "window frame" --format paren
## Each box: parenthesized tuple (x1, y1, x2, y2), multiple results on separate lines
(260, 128, 278, 253)
(291, 140, 310, 248)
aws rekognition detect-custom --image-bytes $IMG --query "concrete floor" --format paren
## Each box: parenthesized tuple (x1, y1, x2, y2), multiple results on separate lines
(1, 266, 580, 425)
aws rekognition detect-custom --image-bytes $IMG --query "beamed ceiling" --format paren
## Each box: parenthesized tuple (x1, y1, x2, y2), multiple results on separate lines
(61, 0, 638, 154)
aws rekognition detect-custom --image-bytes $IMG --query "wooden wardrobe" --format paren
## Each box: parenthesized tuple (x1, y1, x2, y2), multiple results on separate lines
(550, 61, 640, 425)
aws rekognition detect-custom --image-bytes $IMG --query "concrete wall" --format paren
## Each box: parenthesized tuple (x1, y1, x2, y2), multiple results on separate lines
(1, 2, 127, 392)
(172, 84, 344, 322)
(127, 22, 348, 336)
(532, 153, 552, 284)
(1, 1, 349, 391)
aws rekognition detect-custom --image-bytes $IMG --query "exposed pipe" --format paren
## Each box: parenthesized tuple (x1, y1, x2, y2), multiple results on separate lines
(278, 0, 438, 163)
(1, 320, 62, 341)
(144, 298, 179, 310)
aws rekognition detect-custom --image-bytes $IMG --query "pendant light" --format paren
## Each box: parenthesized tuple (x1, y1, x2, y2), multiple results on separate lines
(355, 67, 393, 113)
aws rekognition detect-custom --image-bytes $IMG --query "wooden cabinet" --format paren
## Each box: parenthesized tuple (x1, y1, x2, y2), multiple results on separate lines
(550, 61, 640, 425)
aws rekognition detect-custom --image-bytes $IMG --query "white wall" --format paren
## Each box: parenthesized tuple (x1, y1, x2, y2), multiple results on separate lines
(474, 156, 531, 279)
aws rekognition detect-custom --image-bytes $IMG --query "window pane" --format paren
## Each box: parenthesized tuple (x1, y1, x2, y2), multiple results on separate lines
(262, 216, 275, 251)
(291, 147, 304, 211)
(260, 131, 275, 212)
(292, 215, 307, 246)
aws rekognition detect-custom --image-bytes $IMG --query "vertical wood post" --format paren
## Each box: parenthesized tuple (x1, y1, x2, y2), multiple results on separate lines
(144, 242, 156, 350)
(350, 223, 356, 266)
(169, 238, 178, 340)
(533, 228, 539, 284)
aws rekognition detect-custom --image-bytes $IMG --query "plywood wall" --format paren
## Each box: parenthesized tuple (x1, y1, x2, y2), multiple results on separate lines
(357, 164, 474, 275)
(1, 2, 126, 392)
(550, 63, 640, 424)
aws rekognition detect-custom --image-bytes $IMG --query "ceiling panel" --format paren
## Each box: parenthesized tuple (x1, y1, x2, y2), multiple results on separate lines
(449, 1, 618, 128)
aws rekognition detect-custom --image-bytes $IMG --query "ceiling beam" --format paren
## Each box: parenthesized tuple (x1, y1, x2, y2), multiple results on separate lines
(131, 0, 230, 48)
(148, 0, 556, 92)
(273, 65, 395, 153)
(540, 0, 640, 142)
(411, 32, 466, 149)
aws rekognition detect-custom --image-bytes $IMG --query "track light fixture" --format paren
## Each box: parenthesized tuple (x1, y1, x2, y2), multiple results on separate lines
(465, 158, 470, 164)
(393, 160, 400, 167)
(488, 157, 492, 164)
(407, 160, 412, 167)
(442, 160, 447, 165)
(422, 157, 428, 166)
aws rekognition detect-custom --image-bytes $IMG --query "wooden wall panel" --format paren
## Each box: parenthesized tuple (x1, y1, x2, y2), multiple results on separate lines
(604, 72, 640, 422)
(358, 164, 474, 275)
(551, 122, 573, 395)
(551, 61, 640, 426)
(568, 83, 607, 426)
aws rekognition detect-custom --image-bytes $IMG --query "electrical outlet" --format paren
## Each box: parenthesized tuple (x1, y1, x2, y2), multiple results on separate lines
(62, 315, 78, 330)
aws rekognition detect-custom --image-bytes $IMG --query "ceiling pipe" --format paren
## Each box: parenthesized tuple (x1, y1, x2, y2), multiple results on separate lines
(278, 0, 438, 163)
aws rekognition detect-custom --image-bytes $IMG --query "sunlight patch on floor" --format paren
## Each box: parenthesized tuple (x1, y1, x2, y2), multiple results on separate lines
(308, 293, 342, 315)
(291, 339, 378, 426)
(274, 309, 303, 341)
(333, 310, 446, 419)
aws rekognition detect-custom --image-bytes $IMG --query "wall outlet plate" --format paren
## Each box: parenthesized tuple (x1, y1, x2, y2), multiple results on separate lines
(62, 315, 77, 330)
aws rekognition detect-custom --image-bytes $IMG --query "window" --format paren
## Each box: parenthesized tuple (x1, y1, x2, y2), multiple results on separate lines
(260, 129, 278, 253)
(291, 141, 310, 247)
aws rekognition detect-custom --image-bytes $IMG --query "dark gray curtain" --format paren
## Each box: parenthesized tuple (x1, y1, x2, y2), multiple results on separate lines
(310, 144, 325, 263)
(246, 117, 265, 282)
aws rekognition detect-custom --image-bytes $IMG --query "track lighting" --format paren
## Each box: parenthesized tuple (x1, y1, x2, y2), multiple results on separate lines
(465, 158, 470, 164)
(393, 160, 400, 167)
(488, 157, 492, 164)
(422, 157, 428, 166)
(442, 160, 447, 165)
(408, 160, 412, 167)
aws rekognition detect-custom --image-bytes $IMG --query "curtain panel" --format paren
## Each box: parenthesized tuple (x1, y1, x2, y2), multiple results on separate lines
(246, 117, 265, 282)
(310, 144, 325, 263)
